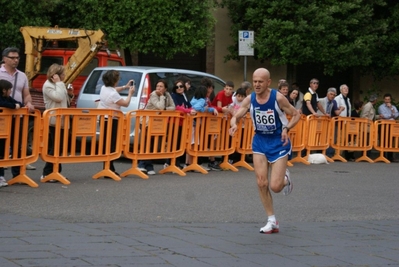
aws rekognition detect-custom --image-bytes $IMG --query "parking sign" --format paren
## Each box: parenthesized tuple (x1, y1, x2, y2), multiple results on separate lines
(238, 31, 254, 56)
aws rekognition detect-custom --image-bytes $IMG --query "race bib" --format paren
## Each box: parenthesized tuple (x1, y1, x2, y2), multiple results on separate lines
(255, 109, 276, 132)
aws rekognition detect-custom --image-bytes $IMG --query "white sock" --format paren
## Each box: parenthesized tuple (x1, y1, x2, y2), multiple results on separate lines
(268, 215, 276, 223)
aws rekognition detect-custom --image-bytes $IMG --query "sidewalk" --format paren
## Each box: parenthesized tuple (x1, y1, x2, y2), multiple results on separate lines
(1, 214, 398, 267)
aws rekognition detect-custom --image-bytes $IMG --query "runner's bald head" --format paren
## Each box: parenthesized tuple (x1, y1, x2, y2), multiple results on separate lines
(253, 68, 270, 80)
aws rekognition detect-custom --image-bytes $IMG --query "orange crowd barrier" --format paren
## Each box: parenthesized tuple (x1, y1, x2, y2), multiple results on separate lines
(121, 110, 188, 179)
(0, 108, 41, 187)
(373, 120, 399, 163)
(232, 113, 254, 171)
(329, 117, 374, 163)
(304, 115, 333, 162)
(40, 108, 124, 183)
(288, 114, 309, 165)
(183, 113, 237, 174)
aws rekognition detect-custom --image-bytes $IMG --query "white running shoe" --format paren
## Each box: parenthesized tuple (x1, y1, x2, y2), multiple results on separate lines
(163, 163, 169, 169)
(138, 167, 147, 173)
(40, 175, 57, 183)
(283, 169, 293, 196)
(0, 176, 8, 187)
(260, 220, 279, 234)
(147, 170, 156, 175)
(26, 164, 36, 170)
(201, 163, 211, 171)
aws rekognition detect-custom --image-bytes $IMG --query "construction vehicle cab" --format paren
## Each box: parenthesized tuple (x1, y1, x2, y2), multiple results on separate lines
(20, 26, 125, 110)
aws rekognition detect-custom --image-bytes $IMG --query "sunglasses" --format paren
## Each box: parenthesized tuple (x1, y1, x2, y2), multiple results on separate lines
(176, 85, 184, 88)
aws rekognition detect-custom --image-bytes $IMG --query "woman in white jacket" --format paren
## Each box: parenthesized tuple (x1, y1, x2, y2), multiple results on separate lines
(41, 64, 74, 182)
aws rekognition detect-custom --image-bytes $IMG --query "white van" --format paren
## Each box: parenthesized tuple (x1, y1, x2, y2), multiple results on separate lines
(76, 66, 226, 111)
(76, 66, 226, 142)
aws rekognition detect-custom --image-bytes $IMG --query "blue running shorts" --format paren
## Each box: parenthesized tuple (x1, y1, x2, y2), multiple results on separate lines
(252, 134, 292, 163)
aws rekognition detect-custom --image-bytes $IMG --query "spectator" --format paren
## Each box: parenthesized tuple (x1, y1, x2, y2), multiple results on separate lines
(211, 81, 234, 113)
(346, 100, 364, 161)
(351, 100, 364, 117)
(0, 47, 36, 174)
(319, 88, 344, 157)
(183, 76, 196, 102)
(229, 87, 247, 116)
(291, 82, 303, 111)
(360, 94, 378, 158)
(278, 81, 289, 97)
(200, 77, 221, 170)
(201, 77, 215, 103)
(335, 84, 351, 117)
(302, 78, 327, 116)
(188, 85, 218, 168)
(277, 78, 287, 87)
(318, 87, 345, 117)
(232, 81, 251, 105)
(378, 93, 399, 162)
(228, 87, 247, 163)
(138, 79, 175, 175)
(0, 79, 24, 187)
(41, 64, 74, 182)
(287, 88, 299, 108)
(166, 79, 196, 169)
(97, 70, 135, 177)
(241, 81, 252, 96)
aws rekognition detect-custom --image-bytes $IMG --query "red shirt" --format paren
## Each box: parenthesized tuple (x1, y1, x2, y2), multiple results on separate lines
(211, 91, 232, 112)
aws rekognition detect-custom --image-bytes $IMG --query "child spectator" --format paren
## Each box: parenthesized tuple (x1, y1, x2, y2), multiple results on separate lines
(228, 87, 248, 163)
(229, 87, 247, 115)
(211, 81, 234, 113)
(0, 79, 24, 187)
(188, 85, 218, 169)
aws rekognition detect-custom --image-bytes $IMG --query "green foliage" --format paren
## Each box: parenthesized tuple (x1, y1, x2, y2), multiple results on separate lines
(221, 0, 399, 78)
(0, 0, 217, 59)
(0, 0, 58, 49)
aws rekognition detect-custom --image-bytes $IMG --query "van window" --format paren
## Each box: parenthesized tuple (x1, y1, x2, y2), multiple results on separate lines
(39, 57, 64, 74)
(83, 70, 142, 97)
(147, 72, 225, 95)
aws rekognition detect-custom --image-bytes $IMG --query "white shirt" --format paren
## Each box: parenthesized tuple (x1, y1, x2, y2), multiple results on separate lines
(335, 94, 351, 117)
(97, 85, 122, 111)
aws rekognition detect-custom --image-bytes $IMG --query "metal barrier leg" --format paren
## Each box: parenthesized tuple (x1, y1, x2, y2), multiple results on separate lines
(121, 160, 149, 179)
(233, 153, 254, 171)
(373, 151, 390, 163)
(331, 149, 347, 162)
(355, 150, 374, 163)
(323, 150, 334, 163)
(182, 155, 208, 174)
(159, 157, 186, 176)
(219, 156, 238, 172)
(289, 151, 311, 165)
(41, 162, 70, 185)
(7, 166, 39, 187)
(93, 160, 121, 181)
(41, 172, 70, 185)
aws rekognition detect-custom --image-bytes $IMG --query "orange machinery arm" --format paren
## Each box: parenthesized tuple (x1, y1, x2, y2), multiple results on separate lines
(20, 26, 105, 86)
